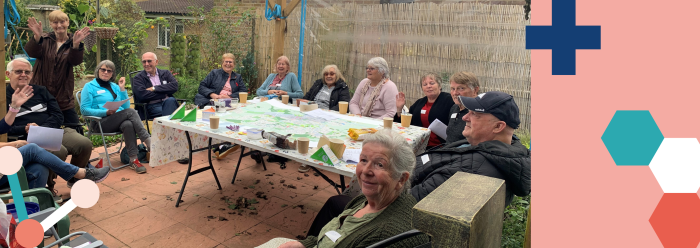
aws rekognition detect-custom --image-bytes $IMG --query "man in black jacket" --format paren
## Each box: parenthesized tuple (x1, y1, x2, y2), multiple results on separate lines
(5, 58, 94, 189)
(411, 91, 531, 206)
(132, 52, 179, 118)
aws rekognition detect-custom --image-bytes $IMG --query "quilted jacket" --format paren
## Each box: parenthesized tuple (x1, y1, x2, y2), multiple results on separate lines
(410, 137, 531, 206)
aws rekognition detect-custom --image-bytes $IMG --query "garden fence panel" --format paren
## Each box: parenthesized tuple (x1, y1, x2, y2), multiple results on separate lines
(253, 1, 530, 132)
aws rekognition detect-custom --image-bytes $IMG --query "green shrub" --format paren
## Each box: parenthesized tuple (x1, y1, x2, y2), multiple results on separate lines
(186, 35, 201, 76)
(174, 70, 208, 104)
(170, 34, 187, 75)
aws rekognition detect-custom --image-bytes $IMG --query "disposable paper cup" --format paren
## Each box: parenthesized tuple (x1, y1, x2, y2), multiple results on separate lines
(239, 92, 248, 103)
(401, 114, 412, 127)
(329, 138, 345, 158)
(297, 137, 310, 154)
(281, 95, 289, 104)
(383, 117, 393, 129)
(210, 116, 220, 129)
(338, 101, 348, 114)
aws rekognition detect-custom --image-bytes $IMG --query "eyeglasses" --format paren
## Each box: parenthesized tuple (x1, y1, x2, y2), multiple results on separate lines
(141, 60, 153, 64)
(11, 70, 32, 76)
(99, 68, 113, 74)
(324, 72, 336, 76)
(223, 61, 234, 64)
(366, 67, 377, 71)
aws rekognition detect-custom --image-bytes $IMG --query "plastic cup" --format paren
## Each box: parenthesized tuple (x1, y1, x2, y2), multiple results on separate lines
(401, 114, 412, 127)
(338, 101, 348, 114)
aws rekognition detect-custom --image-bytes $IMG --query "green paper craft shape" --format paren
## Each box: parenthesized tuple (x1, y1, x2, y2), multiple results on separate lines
(182, 109, 197, 122)
(170, 105, 186, 120)
(310, 145, 340, 165)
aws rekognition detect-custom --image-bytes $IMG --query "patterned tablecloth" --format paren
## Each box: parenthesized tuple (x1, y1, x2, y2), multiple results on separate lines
(150, 99, 430, 195)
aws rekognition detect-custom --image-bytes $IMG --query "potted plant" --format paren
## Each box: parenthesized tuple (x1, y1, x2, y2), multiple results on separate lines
(67, 3, 97, 48)
(93, 22, 119, 39)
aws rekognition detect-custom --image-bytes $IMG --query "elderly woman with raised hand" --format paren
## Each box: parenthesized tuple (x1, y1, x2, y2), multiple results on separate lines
(259, 131, 429, 248)
(302, 65, 350, 111)
(195, 53, 248, 108)
(256, 56, 304, 103)
(1, 61, 110, 189)
(445, 71, 481, 144)
(25, 11, 91, 126)
(80, 60, 151, 174)
(349, 57, 399, 119)
(394, 72, 454, 148)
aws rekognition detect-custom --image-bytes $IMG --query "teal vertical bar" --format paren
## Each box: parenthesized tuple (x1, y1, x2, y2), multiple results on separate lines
(7, 174, 28, 222)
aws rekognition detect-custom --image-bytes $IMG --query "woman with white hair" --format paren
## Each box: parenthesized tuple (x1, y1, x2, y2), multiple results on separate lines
(256, 55, 304, 103)
(349, 57, 399, 119)
(302, 65, 350, 111)
(80, 60, 151, 174)
(258, 130, 429, 248)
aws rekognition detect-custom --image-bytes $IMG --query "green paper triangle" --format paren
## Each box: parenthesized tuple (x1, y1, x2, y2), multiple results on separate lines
(170, 105, 186, 120)
(182, 109, 197, 122)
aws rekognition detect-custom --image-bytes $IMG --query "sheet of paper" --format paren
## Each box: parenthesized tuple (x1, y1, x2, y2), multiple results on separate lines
(27, 126, 64, 151)
(342, 148, 362, 163)
(428, 119, 448, 140)
(102, 97, 132, 111)
(266, 99, 297, 110)
(304, 109, 339, 121)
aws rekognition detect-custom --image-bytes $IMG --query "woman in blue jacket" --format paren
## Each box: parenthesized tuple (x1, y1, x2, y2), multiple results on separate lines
(80, 60, 150, 174)
(256, 56, 303, 103)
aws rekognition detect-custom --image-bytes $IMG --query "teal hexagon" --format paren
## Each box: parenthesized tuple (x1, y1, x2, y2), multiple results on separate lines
(602, 110, 664, 166)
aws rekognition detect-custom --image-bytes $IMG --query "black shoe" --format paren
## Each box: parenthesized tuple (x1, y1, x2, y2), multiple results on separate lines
(177, 158, 189, 164)
(251, 151, 263, 164)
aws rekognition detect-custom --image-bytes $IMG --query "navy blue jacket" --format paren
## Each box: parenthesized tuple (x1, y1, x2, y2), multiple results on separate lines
(131, 69, 179, 103)
(195, 69, 247, 107)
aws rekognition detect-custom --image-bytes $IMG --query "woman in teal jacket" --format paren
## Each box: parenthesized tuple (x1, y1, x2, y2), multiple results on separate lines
(256, 56, 303, 103)
(80, 60, 150, 174)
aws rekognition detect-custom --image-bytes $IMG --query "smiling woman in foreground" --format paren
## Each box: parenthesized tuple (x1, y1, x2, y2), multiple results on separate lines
(257, 130, 429, 248)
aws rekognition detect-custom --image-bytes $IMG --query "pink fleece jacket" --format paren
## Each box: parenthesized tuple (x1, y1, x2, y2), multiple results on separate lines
(349, 78, 398, 119)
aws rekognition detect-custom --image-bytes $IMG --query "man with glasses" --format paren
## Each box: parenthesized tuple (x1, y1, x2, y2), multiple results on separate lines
(132, 52, 179, 118)
(5, 58, 94, 192)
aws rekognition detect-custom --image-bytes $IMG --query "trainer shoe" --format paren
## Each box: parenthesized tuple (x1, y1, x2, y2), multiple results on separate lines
(130, 159, 147, 174)
(83, 166, 111, 183)
(216, 144, 240, 160)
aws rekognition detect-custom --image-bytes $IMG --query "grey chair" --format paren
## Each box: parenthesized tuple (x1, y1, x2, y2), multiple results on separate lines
(76, 91, 126, 171)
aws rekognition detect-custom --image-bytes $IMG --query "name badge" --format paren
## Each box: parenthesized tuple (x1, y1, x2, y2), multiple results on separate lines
(276, 84, 281, 87)
(421, 154, 430, 164)
(451, 113, 457, 118)
(324, 231, 341, 243)
(96, 90, 106, 94)
(421, 109, 427, 114)
(162, 80, 168, 85)
(30, 104, 43, 111)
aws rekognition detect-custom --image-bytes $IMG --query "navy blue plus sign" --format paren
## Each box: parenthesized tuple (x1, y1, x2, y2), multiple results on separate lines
(526, 0, 601, 75)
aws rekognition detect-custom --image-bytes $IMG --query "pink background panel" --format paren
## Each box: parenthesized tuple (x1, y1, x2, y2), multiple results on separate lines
(532, 0, 700, 247)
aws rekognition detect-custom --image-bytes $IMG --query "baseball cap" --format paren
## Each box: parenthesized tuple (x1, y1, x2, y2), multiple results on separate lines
(458, 91, 520, 129)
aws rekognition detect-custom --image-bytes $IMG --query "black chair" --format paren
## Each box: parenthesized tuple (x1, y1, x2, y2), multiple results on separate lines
(128, 70, 186, 134)
(366, 229, 431, 248)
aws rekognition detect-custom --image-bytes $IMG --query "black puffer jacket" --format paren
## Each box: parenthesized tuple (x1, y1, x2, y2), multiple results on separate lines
(410, 137, 531, 206)
(302, 79, 350, 111)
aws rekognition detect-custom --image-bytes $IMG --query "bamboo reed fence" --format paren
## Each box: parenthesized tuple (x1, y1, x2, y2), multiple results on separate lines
(252, 2, 530, 132)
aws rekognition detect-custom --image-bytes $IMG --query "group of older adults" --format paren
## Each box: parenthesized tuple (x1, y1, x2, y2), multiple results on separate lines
(5, 9, 530, 247)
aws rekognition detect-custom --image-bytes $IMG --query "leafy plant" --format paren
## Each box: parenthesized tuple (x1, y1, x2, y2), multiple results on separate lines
(173, 70, 208, 105)
(186, 0, 256, 71)
(236, 50, 258, 93)
(502, 195, 530, 248)
(60, 0, 97, 32)
(186, 35, 201, 76)
(170, 34, 187, 75)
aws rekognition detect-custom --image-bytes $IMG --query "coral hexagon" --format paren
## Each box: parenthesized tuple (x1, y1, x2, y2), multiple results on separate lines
(649, 193, 700, 248)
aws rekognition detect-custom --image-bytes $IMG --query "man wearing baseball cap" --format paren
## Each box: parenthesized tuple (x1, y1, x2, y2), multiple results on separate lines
(411, 91, 531, 206)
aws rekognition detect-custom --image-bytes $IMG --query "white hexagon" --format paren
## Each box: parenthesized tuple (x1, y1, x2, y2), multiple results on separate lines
(649, 138, 700, 193)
